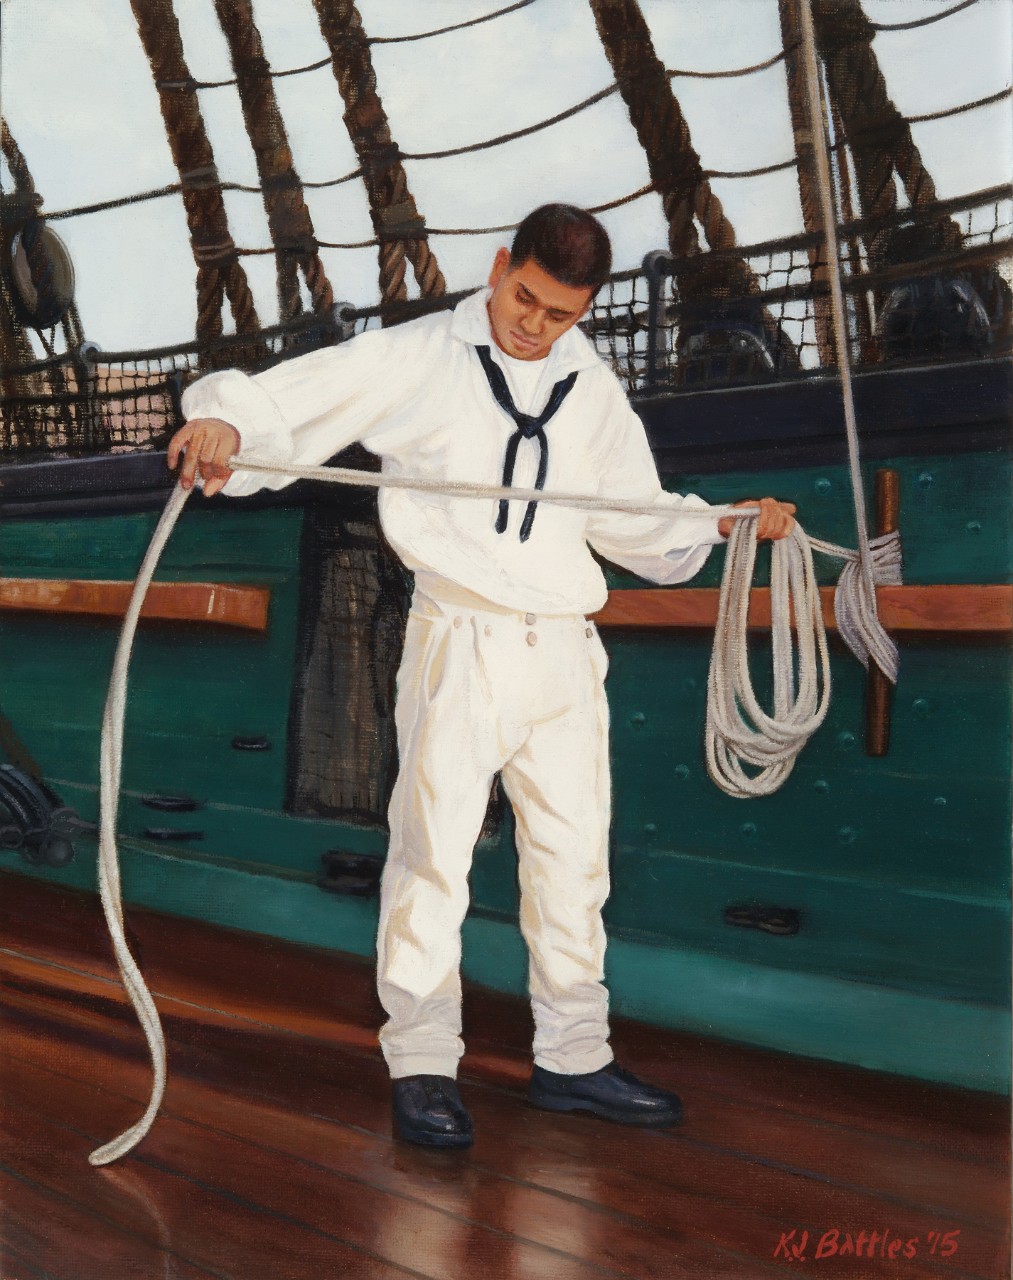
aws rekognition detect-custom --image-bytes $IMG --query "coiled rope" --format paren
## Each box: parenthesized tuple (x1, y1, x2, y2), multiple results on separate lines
(706, 522, 831, 798)
(705, 522, 901, 798)
(702, 0, 899, 801)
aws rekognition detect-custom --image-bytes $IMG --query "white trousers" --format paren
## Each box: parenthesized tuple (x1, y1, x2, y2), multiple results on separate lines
(376, 579, 614, 1079)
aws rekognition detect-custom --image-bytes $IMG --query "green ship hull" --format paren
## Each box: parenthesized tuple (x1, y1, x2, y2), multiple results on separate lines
(2, 355, 1009, 1094)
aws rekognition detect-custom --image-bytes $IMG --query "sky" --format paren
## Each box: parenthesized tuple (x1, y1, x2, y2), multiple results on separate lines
(0, 0, 1010, 353)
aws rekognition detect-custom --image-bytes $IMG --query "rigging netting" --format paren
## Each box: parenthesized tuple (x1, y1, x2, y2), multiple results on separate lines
(4, 184, 1010, 459)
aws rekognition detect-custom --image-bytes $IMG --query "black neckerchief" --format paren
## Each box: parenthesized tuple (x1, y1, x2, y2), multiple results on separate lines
(474, 344, 578, 542)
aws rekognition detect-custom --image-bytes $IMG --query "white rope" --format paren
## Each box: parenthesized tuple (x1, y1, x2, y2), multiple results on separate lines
(231, 454, 901, 682)
(83, 471, 761, 1164)
(88, 482, 191, 1167)
(706, 520, 830, 797)
(705, 521, 901, 799)
(698, 0, 904, 801)
(229, 453, 759, 520)
(796, 0, 899, 686)
(812, 530, 903, 679)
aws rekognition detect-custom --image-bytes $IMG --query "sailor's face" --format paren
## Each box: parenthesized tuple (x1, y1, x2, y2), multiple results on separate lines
(486, 247, 594, 361)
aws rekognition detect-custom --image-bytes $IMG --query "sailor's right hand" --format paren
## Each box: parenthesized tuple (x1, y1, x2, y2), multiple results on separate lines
(167, 418, 241, 497)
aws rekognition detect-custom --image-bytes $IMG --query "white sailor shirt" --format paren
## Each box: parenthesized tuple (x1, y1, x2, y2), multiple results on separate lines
(181, 287, 724, 615)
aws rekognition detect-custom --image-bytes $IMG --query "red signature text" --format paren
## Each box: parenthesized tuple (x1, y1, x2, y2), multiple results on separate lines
(773, 1227, 961, 1262)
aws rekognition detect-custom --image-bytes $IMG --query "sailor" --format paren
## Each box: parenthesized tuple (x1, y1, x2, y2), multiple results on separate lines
(169, 205, 795, 1149)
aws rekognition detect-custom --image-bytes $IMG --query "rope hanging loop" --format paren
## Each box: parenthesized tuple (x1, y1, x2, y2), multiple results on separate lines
(705, 515, 832, 799)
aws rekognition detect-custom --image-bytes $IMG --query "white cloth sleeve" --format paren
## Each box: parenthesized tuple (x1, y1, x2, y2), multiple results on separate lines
(585, 386, 724, 585)
(179, 327, 422, 497)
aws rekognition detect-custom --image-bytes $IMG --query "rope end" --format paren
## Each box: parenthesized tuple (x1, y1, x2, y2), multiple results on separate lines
(88, 1143, 123, 1167)
(88, 1116, 155, 1166)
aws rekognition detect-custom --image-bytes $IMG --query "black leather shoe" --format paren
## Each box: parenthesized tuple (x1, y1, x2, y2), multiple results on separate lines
(392, 1075, 474, 1148)
(529, 1062, 682, 1127)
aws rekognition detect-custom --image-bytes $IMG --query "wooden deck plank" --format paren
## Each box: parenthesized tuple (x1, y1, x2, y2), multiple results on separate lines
(0, 1165, 224, 1280)
(5, 982, 1010, 1279)
(0, 1092, 442, 1280)
(1, 872, 1009, 1280)
(1, 1047, 760, 1280)
(3, 948, 1005, 1230)
(0, 1239, 49, 1280)
(5, 1017, 1003, 1280)
(0, 871, 1005, 1168)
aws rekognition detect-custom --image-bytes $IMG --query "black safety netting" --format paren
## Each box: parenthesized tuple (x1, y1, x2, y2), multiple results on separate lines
(585, 185, 1012, 390)
(1, 185, 1009, 460)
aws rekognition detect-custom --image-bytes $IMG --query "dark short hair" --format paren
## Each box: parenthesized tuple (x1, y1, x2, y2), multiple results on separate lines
(509, 204, 612, 291)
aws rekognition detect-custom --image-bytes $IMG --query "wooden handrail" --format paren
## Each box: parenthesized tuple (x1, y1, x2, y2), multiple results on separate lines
(0, 578, 270, 632)
(2, 577, 1007, 637)
(594, 584, 1013, 634)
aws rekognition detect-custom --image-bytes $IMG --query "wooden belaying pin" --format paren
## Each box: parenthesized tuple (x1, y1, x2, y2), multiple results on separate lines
(865, 468, 900, 757)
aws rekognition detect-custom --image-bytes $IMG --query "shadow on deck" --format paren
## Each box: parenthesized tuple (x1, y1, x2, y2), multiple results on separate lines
(0, 871, 1008, 1280)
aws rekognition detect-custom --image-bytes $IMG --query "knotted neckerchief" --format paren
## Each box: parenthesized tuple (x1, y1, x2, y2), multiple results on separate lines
(474, 344, 578, 542)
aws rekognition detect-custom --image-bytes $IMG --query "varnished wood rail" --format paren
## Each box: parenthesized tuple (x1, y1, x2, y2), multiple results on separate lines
(0, 578, 270, 631)
(1, 578, 1008, 637)
(595, 584, 1013, 634)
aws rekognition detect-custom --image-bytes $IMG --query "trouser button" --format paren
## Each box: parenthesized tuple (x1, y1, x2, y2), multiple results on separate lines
(526, 631, 538, 647)
(524, 612, 536, 625)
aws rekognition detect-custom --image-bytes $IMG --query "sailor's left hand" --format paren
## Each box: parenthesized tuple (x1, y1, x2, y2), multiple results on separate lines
(718, 498, 796, 541)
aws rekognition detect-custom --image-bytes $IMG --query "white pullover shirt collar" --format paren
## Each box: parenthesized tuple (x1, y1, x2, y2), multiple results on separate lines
(449, 287, 602, 387)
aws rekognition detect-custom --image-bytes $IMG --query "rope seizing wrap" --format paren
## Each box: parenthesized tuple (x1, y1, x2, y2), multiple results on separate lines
(812, 530, 902, 680)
